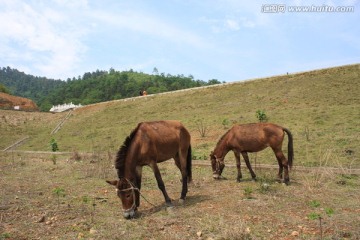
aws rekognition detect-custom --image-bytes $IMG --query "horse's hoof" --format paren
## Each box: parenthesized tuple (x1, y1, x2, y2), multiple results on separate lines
(178, 199, 185, 205)
(165, 202, 174, 208)
(166, 204, 175, 214)
(218, 175, 227, 180)
(282, 178, 290, 185)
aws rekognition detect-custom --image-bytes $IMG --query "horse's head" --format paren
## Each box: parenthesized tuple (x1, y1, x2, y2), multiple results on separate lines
(106, 178, 139, 219)
(210, 151, 225, 179)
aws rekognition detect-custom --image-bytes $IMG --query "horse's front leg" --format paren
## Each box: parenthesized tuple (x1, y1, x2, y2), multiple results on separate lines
(135, 166, 143, 208)
(241, 152, 257, 180)
(234, 151, 242, 182)
(151, 163, 172, 207)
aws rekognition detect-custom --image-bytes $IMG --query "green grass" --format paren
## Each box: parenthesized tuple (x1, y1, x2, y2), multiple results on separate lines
(1, 64, 359, 168)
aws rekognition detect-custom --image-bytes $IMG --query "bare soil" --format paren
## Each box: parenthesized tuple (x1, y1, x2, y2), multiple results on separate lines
(1, 152, 359, 240)
(0, 93, 39, 112)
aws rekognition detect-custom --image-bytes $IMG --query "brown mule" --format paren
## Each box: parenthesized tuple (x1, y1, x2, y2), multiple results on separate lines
(106, 120, 192, 219)
(210, 123, 293, 184)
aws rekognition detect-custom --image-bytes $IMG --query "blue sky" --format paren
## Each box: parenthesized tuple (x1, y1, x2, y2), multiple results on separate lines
(0, 0, 359, 82)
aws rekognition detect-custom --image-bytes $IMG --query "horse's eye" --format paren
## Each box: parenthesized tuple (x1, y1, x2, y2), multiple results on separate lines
(126, 194, 131, 198)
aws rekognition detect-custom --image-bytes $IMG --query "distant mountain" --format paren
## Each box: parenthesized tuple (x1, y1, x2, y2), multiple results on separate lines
(0, 66, 221, 111)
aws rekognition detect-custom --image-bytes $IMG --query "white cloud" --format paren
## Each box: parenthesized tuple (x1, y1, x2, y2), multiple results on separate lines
(88, 9, 208, 49)
(0, 0, 88, 79)
(225, 19, 240, 30)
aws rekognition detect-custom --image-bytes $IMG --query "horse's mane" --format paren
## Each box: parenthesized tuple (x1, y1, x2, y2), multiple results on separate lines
(215, 128, 231, 149)
(115, 123, 141, 178)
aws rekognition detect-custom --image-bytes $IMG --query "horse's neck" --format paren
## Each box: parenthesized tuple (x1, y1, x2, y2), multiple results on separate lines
(214, 137, 230, 159)
(123, 148, 139, 181)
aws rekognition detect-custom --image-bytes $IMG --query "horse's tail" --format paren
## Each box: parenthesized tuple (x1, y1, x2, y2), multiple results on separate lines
(283, 128, 294, 169)
(187, 145, 192, 182)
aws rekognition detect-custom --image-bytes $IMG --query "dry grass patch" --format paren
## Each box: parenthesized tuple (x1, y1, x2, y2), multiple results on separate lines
(1, 152, 359, 239)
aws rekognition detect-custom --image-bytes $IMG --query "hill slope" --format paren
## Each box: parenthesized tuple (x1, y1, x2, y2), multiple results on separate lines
(1, 64, 359, 168)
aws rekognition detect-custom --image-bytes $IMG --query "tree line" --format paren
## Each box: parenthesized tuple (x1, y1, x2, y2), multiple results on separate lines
(0, 67, 222, 111)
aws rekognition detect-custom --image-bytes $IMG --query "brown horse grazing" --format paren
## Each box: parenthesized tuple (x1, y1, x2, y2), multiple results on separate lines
(106, 120, 192, 219)
(210, 123, 293, 184)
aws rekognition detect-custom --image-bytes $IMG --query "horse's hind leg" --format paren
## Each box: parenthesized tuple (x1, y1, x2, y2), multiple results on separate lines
(150, 163, 172, 207)
(273, 148, 289, 184)
(275, 155, 284, 182)
(241, 152, 257, 180)
(234, 151, 242, 182)
(174, 154, 188, 202)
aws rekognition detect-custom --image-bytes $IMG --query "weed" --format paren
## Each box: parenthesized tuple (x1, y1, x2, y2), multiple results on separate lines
(192, 150, 208, 160)
(81, 195, 97, 223)
(84, 152, 113, 179)
(51, 155, 57, 165)
(243, 186, 254, 199)
(258, 182, 271, 194)
(50, 139, 59, 165)
(0, 233, 11, 240)
(50, 138, 59, 152)
(194, 118, 209, 138)
(304, 126, 310, 141)
(53, 187, 66, 207)
(309, 200, 321, 208)
(255, 110, 268, 122)
(71, 150, 82, 161)
(303, 149, 334, 190)
(308, 200, 335, 240)
(222, 118, 230, 129)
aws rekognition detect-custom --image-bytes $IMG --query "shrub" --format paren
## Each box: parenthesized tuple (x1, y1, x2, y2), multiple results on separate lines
(255, 110, 268, 122)
(50, 138, 59, 152)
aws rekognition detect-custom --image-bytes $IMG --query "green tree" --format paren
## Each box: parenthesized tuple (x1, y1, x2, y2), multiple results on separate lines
(0, 83, 11, 94)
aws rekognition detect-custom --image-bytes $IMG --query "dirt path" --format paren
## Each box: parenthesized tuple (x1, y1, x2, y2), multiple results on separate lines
(3, 150, 360, 175)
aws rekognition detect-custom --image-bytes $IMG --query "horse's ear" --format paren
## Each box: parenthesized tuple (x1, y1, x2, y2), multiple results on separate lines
(106, 180, 118, 186)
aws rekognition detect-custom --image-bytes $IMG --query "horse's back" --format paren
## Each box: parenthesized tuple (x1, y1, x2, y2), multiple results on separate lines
(138, 120, 189, 138)
(229, 123, 285, 151)
(136, 120, 190, 161)
(234, 123, 284, 135)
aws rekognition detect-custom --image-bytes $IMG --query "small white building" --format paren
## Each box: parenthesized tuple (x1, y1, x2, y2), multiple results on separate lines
(49, 102, 82, 112)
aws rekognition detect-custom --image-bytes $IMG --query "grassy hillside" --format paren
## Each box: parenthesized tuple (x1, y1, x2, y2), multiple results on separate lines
(1, 64, 359, 168)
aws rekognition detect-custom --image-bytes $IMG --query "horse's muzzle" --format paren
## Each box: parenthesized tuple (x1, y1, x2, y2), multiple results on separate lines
(213, 173, 220, 179)
(123, 209, 136, 219)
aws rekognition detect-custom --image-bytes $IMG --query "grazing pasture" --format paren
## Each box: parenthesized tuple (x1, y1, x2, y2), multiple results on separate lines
(1, 64, 360, 239)
(1, 151, 359, 239)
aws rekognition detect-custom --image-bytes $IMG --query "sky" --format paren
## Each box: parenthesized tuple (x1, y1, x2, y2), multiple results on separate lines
(0, 0, 359, 82)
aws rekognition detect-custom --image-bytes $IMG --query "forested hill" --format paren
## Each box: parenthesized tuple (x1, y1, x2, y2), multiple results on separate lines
(0, 67, 65, 110)
(0, 67, 221, 111)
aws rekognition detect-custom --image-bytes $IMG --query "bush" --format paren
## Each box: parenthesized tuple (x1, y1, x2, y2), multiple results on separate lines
(255, 110, 268, 122)
(50, 138, 59, 152)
